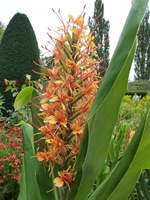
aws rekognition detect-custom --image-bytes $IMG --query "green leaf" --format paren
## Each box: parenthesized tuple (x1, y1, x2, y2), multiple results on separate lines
(18, 123, 55, 200)
(36, 163, 55, 200)
(89, 108, 150, 200)
(133, 114, 150, 169)
(14, 86, 34, 110)
(17, 123, 42, 200)
(72, 1, 148, 199)
(107, 109, 150, 200)
(88, 110, 147, 200)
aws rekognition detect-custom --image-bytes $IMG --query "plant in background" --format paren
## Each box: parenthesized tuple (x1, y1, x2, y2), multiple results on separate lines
(0, 13, 40, 111)
(0, 93, 5, 118)
(118, 96, 150, 199)
(134, 9, 150, 80)
(103, 95, 150, 199)
(14, 1, 150, 200)
(0, 122, 22, 200)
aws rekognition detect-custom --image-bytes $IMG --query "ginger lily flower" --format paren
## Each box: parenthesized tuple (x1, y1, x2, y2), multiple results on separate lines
(37, 9, 101, 190)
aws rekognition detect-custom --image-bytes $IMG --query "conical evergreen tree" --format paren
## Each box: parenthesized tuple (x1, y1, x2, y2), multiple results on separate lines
(134, 10, 150, 80)
(89, 0, 110, 72)
(0, 13, 40, 110)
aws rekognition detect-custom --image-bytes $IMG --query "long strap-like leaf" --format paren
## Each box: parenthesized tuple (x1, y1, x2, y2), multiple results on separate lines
(70, 1, 149, 200)
(18, 123, 54, 200)
(17, 123, 42, 200)
(89, 109, 150, 200)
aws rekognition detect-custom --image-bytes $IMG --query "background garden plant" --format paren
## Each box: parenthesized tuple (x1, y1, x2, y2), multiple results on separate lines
(0, 121, 22, 200)
(0, 13, 40, 112)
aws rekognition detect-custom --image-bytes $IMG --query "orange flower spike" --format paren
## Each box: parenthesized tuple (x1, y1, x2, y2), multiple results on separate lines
(38, 10, 100, 185)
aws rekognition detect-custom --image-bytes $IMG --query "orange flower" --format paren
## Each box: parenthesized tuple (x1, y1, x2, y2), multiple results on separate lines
(44, 115, 57, 125)
(53, 177, 64, 187)
(47, 68, 59, 78)
(46, 136, 67, 156)
(82, 82, 98, 96)
(54, 49, 64, 62)
(65, 75, 79, 91)
(55, 111, 67, 128)
(39, 125, 55, 136)
(71, 120, 83, 136)
(37, 152, 49, 162)
(54, 169, 75, 189)
(75, 15, 84, 26)
(57, 90, 72, 104)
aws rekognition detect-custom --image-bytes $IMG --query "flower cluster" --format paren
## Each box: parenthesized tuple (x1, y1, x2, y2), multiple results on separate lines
(0, 122, 22, 185)
(37, 10, 100, 189)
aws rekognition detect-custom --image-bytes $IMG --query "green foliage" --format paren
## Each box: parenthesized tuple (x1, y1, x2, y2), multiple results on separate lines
(41, 55, 54, 68)
(129, 170, 150, 200)
(118, 96, 150, 199)
(119, 95, 150, 126)
(15, 1, 150, 200)
(0, 93, 5, 118)
(0, 13, 40, 110)
(134, 10, 150, 80)
(90, 108, 150, 200)
(17, 123, 42, 200)
(18, 123, 53, 200)
(89, 0, 109, 69)
(14, 87, 34, 111)
(0, 122, 22, 200)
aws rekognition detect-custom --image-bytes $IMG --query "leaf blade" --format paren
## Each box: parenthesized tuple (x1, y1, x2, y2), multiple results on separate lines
(73, 1, 148, 199)
(14, 86, 34, 110)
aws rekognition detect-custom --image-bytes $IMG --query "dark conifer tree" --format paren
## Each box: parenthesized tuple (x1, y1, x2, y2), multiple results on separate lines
(134, 10, 150, 80)
(0, 13, 40, 110)
(89, 0, 110, 73)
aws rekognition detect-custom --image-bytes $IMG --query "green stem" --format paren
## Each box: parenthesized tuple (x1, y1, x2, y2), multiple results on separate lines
(52, 172, 60, 200)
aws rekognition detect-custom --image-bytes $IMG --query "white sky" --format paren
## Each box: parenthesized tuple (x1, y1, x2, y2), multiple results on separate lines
(0, 0, 148, 80)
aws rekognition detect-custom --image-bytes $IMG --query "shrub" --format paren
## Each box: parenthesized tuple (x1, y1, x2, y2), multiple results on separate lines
(0, 13, 40, 110)
(0, 121, 22, 200)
